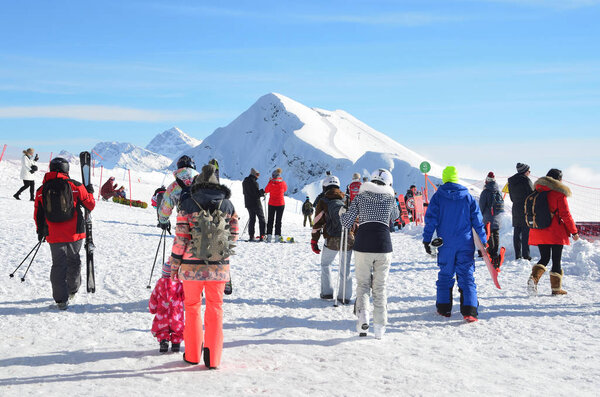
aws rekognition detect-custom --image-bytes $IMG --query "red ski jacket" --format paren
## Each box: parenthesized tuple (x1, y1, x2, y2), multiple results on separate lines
(34, 172, 96, 244)
(264, 177, 287, 206)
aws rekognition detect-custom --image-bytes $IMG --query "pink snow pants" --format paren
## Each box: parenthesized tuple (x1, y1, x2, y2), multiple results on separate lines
(182, 281, 226, 367)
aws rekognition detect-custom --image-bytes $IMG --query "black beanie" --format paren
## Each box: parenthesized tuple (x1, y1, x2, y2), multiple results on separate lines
(546, 168, 563, 181)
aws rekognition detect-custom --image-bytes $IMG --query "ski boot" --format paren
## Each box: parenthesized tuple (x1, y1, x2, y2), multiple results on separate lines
(159, 340, 169, 353)
(374, 324, 386, 339)
(356, 308, 369, 337)
(171, 342, 181, 353)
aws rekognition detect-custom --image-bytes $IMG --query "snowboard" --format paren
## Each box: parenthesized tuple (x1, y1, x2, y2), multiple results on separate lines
(80, 151, 96, 293)
(472, 227, 501, 289)
(112, 196, 148, 208)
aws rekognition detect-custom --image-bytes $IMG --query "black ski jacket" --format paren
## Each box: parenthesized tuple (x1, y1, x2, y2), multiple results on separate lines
(508, 173, 534, 227)
(242, 174, 264, 209)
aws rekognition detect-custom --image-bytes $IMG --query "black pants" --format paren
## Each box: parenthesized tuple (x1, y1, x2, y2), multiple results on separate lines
(487, 230, 500, 258)
(247, 206, 266, 238)
(267, 205, 285, 236)
(537, 244, 563, 273)
(49, 240, 83, 303)
(513, 226, 530, 259)
(15, 180, 35, 200)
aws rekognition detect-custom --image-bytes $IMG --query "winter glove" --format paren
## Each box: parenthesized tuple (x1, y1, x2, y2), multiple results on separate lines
(34, 154, 39, 161)
(86, 184, 94, 193)
(159, 220, 172, 234)
(259, 188, 265, 197)
(30, 169, 35, 174)
(311, 240, 321, 254)
(423, 241, 432, 255)
(37, 228, 47, 242)
(31, 165, 38, 172)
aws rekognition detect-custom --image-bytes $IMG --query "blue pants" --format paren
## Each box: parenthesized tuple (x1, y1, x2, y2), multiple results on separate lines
(436, 246, 478, 317)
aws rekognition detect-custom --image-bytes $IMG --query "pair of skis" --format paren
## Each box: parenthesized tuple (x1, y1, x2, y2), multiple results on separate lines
(80, 152, 95, 293)
(333, 228, 349, 307)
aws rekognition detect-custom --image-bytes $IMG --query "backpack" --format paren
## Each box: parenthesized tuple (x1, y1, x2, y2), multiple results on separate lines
(42, 178, 75, 222)
(302, 201, 313, 215)
(524, 190, 553, 229)
(323, 197, 344, 237)
(491, 191, 504, 215)
(189, 199, 236, 261)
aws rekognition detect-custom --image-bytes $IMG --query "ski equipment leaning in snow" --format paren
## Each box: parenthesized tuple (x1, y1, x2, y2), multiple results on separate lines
(423, 166, 487, 322)
(170, 163, 239, 369)
(80, 152, 96, 293)
(340, 168, 399, 338)
(311, 174, 354, 305)
(34, 156, 95, 309)
(526, 169, 579, 296)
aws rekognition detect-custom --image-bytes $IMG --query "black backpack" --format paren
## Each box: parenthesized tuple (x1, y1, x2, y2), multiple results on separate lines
(323, 197, 344, 237)
(42, 178, 75, 222)
(524, 190, 553, 229)
(491, 191, 504, 215)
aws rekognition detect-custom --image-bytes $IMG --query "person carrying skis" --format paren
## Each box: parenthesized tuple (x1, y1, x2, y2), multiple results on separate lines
(508, 162, 534, 260)
(242, 168, 266, 241)
(13, 148, 39, 201)
(264, 167, 287, 242)
(302, 196, 314, 227)
(479, 171, 504, 267)
(340, 168, 399, 339)
(157, 155, 199, 233)
(423, 166, 486, 322)
(33, 157, 95, 310)
(170, 163, 239, 369)
(100, 177, 118, 200)
(346, 172, 362, 203)
(527, 169, 579, 296)
(311, 175, 354, 304)
(149, 261, 184, 353)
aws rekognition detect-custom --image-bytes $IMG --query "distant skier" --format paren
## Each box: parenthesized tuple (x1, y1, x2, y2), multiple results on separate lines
(479, 172, 504, 266)
(404, 185, 417, 221)
(340, 168, 399, 339)
(422, 166, 486, 322)
(170, 163, 239, 368)
(13, 148, 39, 201)
(149, 262, 184, 353)
(302, 196, 314, 227)
(311, 175, 354, 304)
(157, 155, 199, 233)
(508, 162, 534, 260)
(346, 173, 362, 203)
(242, 168, 266, 241)
(100, 177, 118, 200)
(527, 169, 579, 296)
(34, 157, 95, 310)
(264, 168, 287, 242)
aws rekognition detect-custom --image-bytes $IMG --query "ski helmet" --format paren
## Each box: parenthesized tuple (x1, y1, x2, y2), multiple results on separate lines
(176, 155, 196, 170)
(370, 168, 393, 186)
(322, 175, 340, 188)
(49, 157, 69, 174)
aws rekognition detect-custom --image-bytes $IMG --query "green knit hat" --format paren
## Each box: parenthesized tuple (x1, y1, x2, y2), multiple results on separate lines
(442, 166, 459, 184)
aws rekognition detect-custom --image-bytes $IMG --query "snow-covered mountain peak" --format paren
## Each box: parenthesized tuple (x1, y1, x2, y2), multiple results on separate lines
(146, 127, 201, 160)
(93, 141, 172, 172)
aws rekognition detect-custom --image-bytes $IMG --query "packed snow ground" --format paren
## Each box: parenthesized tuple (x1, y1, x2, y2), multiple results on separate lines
(1, 160, 599, 396)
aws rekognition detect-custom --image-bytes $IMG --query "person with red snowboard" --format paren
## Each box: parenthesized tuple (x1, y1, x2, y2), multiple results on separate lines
(479, 171, 505, 270)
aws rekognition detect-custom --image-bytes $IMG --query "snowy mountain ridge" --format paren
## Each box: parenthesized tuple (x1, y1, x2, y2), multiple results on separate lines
(91, 141, 172, 172)
(180, 93, 446, 197)
(145, 127, 201, 160)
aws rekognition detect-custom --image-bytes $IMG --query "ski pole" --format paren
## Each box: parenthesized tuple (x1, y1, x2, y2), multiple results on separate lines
(333, 229, 344, 308)
(342, 227, 348, 304)
(20, 238, 44, 282)
(147, 229, 166, 288)
(241, 217, 249, 239)
(9, 239, 43, 278)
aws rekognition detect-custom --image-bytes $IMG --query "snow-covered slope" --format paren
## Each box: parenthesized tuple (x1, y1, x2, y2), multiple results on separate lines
(92, 142, 172, 172)
(181, 93, 444, 196)
(145, 127, 201, 160)
(1, 158, 599, 396)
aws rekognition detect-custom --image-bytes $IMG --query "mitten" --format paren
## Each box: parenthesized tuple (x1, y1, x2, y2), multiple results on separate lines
(311, 240, 321, 254)
(423, 241, 431, 255)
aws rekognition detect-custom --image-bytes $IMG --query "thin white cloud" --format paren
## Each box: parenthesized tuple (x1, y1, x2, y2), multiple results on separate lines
(0, 105, 222, 122)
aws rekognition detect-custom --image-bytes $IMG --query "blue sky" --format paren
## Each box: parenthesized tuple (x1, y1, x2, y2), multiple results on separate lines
(1, 0, 599, 181)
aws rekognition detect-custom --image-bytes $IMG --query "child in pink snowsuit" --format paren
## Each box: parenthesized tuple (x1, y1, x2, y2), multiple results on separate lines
(149, 262, 185, 352)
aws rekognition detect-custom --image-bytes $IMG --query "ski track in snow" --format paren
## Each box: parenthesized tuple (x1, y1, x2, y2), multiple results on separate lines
(1, 161, 599, 396)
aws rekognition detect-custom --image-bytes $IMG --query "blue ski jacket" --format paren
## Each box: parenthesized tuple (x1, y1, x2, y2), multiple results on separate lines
(423, 182, 487, 247)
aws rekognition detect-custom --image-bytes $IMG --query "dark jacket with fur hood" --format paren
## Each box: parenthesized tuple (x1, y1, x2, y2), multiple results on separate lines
(528, 176, 577, 246)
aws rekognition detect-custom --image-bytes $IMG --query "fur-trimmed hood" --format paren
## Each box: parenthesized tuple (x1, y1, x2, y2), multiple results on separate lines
(359, 181, 395, 197)
(190, 181, 231, 199)
(534, 176, 572, 197)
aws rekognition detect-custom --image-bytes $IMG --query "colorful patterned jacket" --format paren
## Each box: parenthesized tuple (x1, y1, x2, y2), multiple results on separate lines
(169, 182, 239, 281)
(149, 277, 184, 343)
(158, 167, 199, 225)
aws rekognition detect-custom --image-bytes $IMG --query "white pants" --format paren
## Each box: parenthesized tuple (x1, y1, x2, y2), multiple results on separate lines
(354, 251, 392, 326)
(321, 246, 353, 301)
